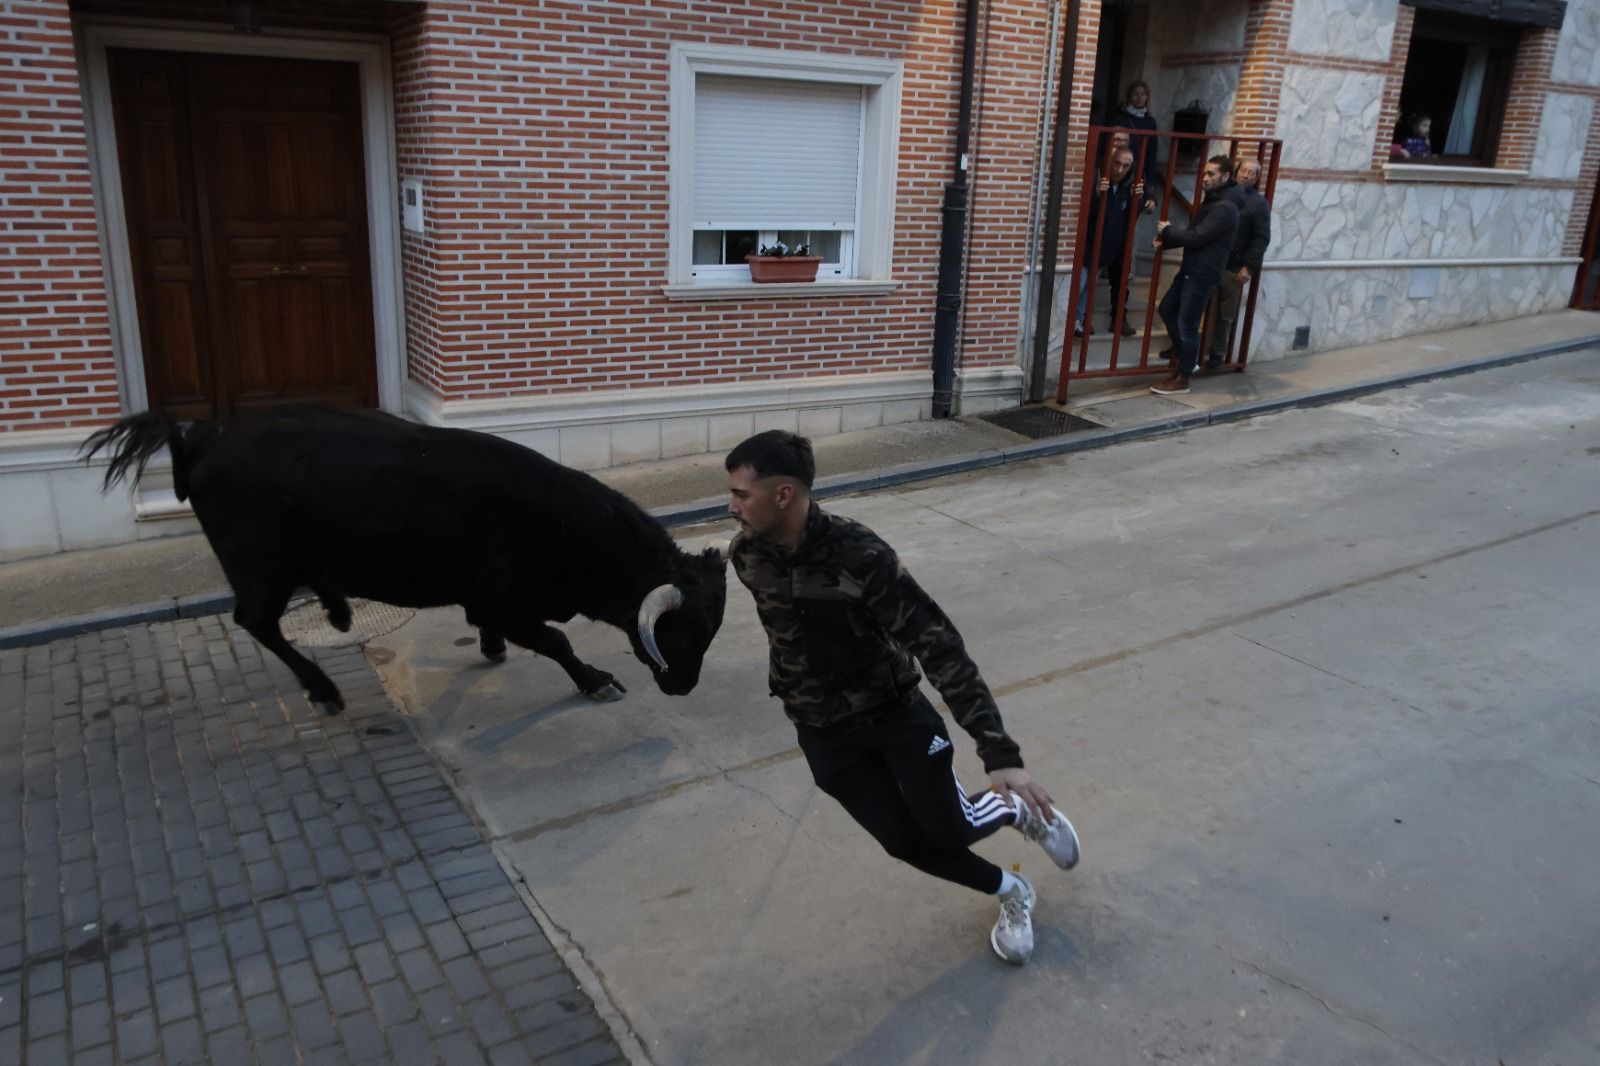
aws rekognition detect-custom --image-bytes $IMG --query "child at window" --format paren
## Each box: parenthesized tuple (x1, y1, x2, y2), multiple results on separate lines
(1392, 114, 1432, 160)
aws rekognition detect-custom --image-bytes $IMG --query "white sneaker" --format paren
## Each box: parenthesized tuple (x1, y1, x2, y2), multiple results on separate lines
(1012, 802, 1081, 870)
(990, 874, 1035, 964)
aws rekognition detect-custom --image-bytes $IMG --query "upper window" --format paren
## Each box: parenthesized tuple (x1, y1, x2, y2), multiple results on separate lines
(1390, 11, 1516, 167)
(669, 45, 901, 288)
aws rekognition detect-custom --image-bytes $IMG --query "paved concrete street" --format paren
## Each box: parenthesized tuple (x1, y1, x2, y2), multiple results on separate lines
(372, 350, 1600, 1065)
(0, 620, 628, 1064)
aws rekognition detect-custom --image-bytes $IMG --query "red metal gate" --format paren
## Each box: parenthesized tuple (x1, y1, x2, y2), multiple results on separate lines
(1056, 127, 1284, 400)
(1572, 166, 1600, 310)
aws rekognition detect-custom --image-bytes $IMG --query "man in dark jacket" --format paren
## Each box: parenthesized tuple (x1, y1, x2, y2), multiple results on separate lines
(1151, 154, 1240, 395)
(725, 430, 1080, 966)
(1206, 157, 1272, 369)
(1075, 146, 1145, 337)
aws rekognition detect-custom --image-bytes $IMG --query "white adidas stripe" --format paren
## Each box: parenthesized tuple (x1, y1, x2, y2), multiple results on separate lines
(953, 768, 1015, 829)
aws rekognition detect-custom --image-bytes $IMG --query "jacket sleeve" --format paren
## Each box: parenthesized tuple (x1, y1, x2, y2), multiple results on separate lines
(1245, 199, 1271, 274)
(856, 544, 1023, 772)
(1163, 202, 1238, 250)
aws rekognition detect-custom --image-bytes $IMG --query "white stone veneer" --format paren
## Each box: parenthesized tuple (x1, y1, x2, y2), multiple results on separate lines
(1249, 264, 1575, 359)
(1276, 66, 1386, 171)
(1288, 0, 1398, 62)
(1553, 0, 1600, 86)
(1531, 93, 1596, 180)
(1271, 180, 1574, 261)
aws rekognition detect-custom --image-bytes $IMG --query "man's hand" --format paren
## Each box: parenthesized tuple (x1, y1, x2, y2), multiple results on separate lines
(989, 767, 1054, 822)
(1156, 219, 1170, 234)
(1142, 198, 1155, 214)
(1237, 267, 1251, 283)
(1097, 177, 1110, 194)
(1133, 180, 1144, 200)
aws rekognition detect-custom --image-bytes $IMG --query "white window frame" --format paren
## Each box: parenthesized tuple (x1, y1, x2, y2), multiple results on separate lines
(666, 43, 902, 298)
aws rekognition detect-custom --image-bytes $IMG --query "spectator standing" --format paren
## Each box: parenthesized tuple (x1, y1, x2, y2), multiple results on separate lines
(1110, 80, 1162, 211)
(1150, 155, 1240, 395)
(1075, 146, 1144, 338)
(1206, 156, 1272, 370)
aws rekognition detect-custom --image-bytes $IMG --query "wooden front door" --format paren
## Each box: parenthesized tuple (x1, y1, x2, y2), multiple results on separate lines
(108, 49, 378, 420)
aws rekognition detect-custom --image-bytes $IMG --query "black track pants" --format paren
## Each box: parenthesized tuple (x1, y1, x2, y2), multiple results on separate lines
(797, 693, 1017, 894)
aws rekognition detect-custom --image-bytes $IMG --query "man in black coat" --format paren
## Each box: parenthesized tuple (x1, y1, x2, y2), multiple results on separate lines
(1206, 157, 1272, 369)
(1075, 146, 1145, 338)
(1151, 155, 1240, 395)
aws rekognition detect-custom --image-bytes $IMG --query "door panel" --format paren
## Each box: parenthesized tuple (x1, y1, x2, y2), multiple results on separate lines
(108, 49, 377, 418)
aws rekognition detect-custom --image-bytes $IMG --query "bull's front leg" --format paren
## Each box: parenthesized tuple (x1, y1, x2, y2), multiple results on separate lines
(495, 620, 626, 701)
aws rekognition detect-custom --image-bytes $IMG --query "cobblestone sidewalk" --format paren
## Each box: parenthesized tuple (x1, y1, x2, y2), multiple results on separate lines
(0, 616, 628, 1065)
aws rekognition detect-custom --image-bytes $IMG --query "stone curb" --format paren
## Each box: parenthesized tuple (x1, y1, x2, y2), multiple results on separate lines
(3, 332, 1595, 651)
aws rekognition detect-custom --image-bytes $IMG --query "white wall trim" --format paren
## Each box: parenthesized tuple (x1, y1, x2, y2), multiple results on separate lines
(660, 279, 900, 300)
(0, 429, 96, 474)
(1265, 257, 1581, 270)
(77, 20, 408, 415)
(1382, 164, 1529, 185)
(667, 43, 902, 286)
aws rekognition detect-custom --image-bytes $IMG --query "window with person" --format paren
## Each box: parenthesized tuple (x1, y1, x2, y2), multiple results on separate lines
(1390, 10, 1517, 166)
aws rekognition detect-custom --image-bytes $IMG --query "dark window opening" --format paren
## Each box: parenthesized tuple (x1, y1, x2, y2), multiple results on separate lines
(1393, 11, 1518, 167)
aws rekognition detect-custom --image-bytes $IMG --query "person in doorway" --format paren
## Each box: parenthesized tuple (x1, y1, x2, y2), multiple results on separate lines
(1075, 145, 1145, 338)
(1111, 79, 1163, 209)
(1151, 154, 1240, 395)
(724, 430, 1080, 966)
(1206, 156, 1272, 370)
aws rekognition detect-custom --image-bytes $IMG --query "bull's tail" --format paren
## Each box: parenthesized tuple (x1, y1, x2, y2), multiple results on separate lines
(80, 411, 191, 499)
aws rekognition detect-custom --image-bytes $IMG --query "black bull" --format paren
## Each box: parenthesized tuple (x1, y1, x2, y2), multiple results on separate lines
(83, 406, 727, 711)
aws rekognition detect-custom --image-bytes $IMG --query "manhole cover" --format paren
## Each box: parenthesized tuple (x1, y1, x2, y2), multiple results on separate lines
(978, 406, 1103, 440)
(280, 597, 416, 648)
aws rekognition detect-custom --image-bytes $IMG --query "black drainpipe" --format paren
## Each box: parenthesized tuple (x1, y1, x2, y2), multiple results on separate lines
(930, 0, 982, 419)
(1028, 0, 1081, 403)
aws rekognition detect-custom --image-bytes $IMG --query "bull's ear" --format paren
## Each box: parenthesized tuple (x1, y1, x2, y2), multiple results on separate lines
(704, 538, 733, 563)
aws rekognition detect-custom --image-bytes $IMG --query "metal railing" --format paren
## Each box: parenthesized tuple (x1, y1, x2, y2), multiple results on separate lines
(1056, 127, 1284, 401)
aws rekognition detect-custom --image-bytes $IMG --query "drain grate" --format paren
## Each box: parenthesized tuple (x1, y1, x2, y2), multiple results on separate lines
(978, 406, 1104, 440)
(280, 597, 416, 648)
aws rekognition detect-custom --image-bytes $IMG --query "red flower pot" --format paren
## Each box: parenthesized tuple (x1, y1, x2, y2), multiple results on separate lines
(745, 255, 822, 283)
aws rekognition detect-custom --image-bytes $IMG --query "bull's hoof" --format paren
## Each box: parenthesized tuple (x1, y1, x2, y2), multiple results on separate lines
(315, 700, 345, 717)
(479, 633, 507, 664)
(585, 683, 626, 703)
(327, 604, 352, 632)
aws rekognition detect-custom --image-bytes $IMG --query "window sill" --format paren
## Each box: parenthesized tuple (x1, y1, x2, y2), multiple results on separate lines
(661, 278, 900, 301)
(1382, 163, 1528, 185)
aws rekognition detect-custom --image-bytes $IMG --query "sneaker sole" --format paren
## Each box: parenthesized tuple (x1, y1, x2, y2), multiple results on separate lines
(1053, 810, 1082, 870)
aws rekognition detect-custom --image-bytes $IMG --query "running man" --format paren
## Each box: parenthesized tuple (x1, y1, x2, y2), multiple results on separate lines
(724, 430, 1080, 964)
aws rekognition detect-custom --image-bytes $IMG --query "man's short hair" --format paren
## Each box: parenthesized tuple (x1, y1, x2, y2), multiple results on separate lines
(1208, 154, 1234, 177)
(1114, 147, 1135, 163)
(725, 430, 816, 488)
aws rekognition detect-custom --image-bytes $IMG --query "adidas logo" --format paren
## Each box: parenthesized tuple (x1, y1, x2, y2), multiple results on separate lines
(927, 736, 952, 755)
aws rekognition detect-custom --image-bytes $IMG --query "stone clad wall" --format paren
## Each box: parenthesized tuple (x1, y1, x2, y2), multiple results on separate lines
(1234, 0, 1600, 360)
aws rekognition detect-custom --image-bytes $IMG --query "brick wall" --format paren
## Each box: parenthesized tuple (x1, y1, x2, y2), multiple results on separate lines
(0, 0, 118, 433)
(1369, 4, 1414, 171)
(1496, 27, 1561, 172)
(1228, 0, 1292, 140)
(394, 0, 1055, 401)
(5, 0, 1067, 435)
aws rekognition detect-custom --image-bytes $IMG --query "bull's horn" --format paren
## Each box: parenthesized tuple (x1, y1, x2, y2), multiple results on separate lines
(637, 583, 685, 672)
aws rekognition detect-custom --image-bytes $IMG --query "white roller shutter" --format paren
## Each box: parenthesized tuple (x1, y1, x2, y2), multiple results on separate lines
(693, 74, 862, 229)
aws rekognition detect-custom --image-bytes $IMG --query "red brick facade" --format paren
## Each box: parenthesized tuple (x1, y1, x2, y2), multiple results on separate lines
(0, 0, 118, 432)
(2, 0, 1095, 434)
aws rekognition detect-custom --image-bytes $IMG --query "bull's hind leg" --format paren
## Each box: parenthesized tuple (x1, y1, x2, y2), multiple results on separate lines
(234, 585, 346, 713)
(496, 620, 625, 701)
(478, 630, 507, 663)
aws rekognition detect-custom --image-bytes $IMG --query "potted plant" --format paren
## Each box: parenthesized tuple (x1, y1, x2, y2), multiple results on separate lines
(745, 241, 822, 284)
